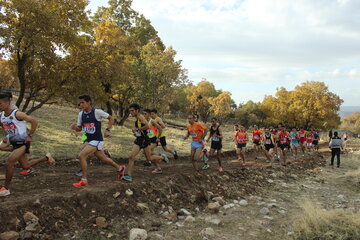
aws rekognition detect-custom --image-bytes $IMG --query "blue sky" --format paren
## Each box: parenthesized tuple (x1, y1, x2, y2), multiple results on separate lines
(88, 0, 360, 106)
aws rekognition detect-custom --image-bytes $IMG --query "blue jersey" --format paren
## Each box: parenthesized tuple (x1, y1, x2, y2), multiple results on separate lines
(290, 132, 298, 143)
(81, 108, 103, 141)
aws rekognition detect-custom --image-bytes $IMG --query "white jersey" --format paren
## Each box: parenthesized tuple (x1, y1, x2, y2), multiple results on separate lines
(0, 110, 27, 143)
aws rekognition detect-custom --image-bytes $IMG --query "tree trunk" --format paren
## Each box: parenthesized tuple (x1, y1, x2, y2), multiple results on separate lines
(15, 55, 27, 108)
(118, 109, 130, 126)
(26, 94, 54, 115)
(106, 101, 113, 115)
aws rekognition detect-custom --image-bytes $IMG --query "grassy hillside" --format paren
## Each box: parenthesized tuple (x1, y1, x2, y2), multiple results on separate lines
(0, 104, 237, 161)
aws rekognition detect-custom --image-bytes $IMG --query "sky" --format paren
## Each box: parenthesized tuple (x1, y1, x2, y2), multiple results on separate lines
(88, 0, 360, 106)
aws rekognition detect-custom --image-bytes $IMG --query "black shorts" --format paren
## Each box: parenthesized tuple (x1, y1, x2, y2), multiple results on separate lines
(279, 144, 289, 150)
(253, 141, 261, 146)
(134, 137, 150, 149)
(312, 140, 318, 145)
(159, 136, 167, 147)
(237, 143, 246, 148)
(11, 141, 31, 154)
(211, 141, 222, 150)
(150, 137, 157, 144)
(265, 144, 274, 151)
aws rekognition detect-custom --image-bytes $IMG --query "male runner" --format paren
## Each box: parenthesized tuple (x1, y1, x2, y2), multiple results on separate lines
(70, 95, 125, 187)
(289, 128, 299, 160)
(0, 93, 55, 196)
(312, 130, 320, 152)
(252, 125, 262, 160)
(184, 115, 208, 176)
(206, 117, 223, 172)
(122, 104, 166, 182)
(263, 128, 275, 166)
(236, 126, 248, 166)
(278, 126, 290, 165)
(150, 109, 178, 159)
(305, 131, 314, 152)
(298, 127, 307, 153)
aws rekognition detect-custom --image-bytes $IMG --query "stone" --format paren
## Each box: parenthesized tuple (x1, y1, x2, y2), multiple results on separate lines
(129, 228, 147, 240)
(239, 200, 248, 206)
(180, 208, 192, 216)
(96, 217, 108, 229)
(126, 189, 133, 196)
(136, 203, 149, 211)
(200, 228, 215, 237)
(175, 222, 184, 228)
(25, 223, 40, 233)
(165, 212, 177, 222)
(205, 217, 221, 225)
(290, 174, 298, 179)
(263, 216, 274, 220)
(0, 231, 19, 240)
(260, 207, 270, 215)
(184, 216, 195, 222)
(337, 194, 345, 199)
(222, 175, 230, 180)
(278, 210, 286, 215)
(233, 200, 239, 204)
(207, 202, 221, 213)
(212, 197, 226, 206)
(223, 204, 235, 209)
(23, 212, 39, 225)
(287, 232, 294, 236)
(267, 179, 274, 183)
(270, 173, 277, 178)
(107, 233, 114, 238)
(113, 192, 121, 198)
(162, 211, 169, 216)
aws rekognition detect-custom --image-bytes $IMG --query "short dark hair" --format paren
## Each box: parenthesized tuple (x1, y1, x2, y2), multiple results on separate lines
(143, 109, 151, 113)
(193, 114, 199, 118)
(78, 95, 91, 102)
(5, 92, 12, 99)
(211, 117, 218, 121)
(129, 103, 141, 110)
(150, 109, 158, 114)
(0, 93, 10, 101)
(334, 131, 338, 137)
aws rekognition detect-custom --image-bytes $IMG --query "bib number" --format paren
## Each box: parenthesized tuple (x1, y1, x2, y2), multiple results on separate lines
(212, 136, 220, 141)
(82, 123, 96, 134)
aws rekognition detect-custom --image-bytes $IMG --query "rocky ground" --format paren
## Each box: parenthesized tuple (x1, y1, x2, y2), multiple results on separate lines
(1, 147, 360, 240)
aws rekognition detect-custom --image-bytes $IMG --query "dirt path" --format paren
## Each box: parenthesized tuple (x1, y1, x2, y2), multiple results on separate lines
(2, 147, 359, 239)
(152, 152, 360, 240)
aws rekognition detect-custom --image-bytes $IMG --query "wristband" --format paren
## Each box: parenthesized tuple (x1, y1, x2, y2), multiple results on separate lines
(28, 134, 33, 138)
(105, 128, 111, 132)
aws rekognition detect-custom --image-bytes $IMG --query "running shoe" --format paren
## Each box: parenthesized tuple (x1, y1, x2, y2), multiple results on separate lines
(122, 175, 132, 182)
(0, 187, 10, 197)
(72, 180, 88, 187)
(218, 167, 223, 173)
(75, 170, 83, 177)
(46, 153, 55, 165)
(202, 163, 210, 170)
(277, 155, 281, 161)
(104, 148, 112, 158)
(173, 151, 178, 160)
(161, 154, 169, 163)
(152, 168, 163, 174)
(20, 168, 34, 176)
(202, 155, 209, 162)
(203, 148, 209, 158)
(143, 161, 152, 167)
(117, 165, 126, 180)
(242, 162, 247, 167)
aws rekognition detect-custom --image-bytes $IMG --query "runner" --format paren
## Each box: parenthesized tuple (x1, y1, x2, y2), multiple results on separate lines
(0, 93, 55, 197)
(270, 126, 280, 161)
(289, 128, 299, 160)
(342, 132, 349, 152)
(193, 114, 210, 169)
(252, 125, 262, 160)
(262, 128, 275, 166)
(236, 125, 248, 166)
(298, 127, 307, 153)
(0, 92, 15, 153)
(206, 117, 223, 172)
(183, 115, 208, 176)
(312, 130, 320, 152)
(277, 126, 290, 165)
(150, 109, 178, 160)
(122, 104, 167, 182)
(70, 95, 125, 187)
(305, 131, 314, 153)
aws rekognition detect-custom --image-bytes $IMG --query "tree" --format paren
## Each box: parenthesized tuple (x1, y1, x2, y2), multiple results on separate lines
(0, 59, 16, 88)
(0, 0, 90, 112)
(208, 91, 236, 119)
(261, 81, 343, 129)
(340, 112, 360, 134)
(236, 100, 266, 127)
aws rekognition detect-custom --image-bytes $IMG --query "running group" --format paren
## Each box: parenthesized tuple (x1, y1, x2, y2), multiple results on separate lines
(0, 93, 322, 197)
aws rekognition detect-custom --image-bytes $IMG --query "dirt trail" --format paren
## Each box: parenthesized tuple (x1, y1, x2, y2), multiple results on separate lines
(1, 147, 356, 239)
(153, 151, 360, 240)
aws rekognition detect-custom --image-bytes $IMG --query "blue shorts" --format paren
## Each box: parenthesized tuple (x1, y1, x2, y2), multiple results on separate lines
(291, 141, 299, 148)
(191, 140, 204, 149)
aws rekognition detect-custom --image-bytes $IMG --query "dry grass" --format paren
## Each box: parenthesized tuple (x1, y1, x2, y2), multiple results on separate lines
(293, 200, 360, 240)
(0, 104, 241, 161)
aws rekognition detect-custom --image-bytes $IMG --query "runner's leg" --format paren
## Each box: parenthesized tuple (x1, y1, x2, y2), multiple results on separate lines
(4, 147, 26, 189)
(128, 145, 141, 177)
(78, 145, 97, 179)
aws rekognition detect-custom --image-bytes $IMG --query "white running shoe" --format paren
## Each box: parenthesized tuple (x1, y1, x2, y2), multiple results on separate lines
(0, 187, 10, 197)
(46, 153, 55, 165)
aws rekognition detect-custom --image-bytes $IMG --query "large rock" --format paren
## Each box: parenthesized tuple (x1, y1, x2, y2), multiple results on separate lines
(0, 231, 19, 240)
(239, 200, 248, 206)
(129, 228, 147, 240)
(207, 202, 221, 213)
(23, 212, 39, 225)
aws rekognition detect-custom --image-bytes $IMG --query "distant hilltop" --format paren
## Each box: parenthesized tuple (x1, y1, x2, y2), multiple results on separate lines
(339, 106, 360, 119)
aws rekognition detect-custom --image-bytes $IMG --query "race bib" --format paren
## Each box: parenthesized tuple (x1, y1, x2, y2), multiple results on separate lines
(265, 139, 271, 144)
(135, 130, 142, 137)
(82, 123, 96, 134)
(254, 135, 260, 140)
(212, 136, 220, 141)
(3, 123, 17, 135)
(281, 138, 287, 143)
(190, 131, 197, 137)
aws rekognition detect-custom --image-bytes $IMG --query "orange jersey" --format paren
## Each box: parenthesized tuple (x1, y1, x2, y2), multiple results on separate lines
(252, 130, 262, 142)
(236, 131, 248, 144)
(187, 122, 206, 141)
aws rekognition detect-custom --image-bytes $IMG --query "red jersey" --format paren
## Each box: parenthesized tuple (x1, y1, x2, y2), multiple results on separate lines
(236, 131, 248, 144)
(306, 133, 313, 143)
(279, 131, 289, 145)
(187, 122, 206, 141)
(252, 130, 262, 142)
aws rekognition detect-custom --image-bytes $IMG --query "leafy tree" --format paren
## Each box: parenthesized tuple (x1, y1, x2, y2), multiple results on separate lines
(236, 100, 266, 127)
(208, 91, 236, 119)
(0, 59, 16, 88)
(340, 112, 360, 134)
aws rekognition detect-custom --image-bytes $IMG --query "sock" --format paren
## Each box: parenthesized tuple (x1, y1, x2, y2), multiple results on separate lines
(81, 178, 88, 182)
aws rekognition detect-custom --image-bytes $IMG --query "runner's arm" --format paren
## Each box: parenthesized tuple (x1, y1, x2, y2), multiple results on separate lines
(16, 111, 38, 135)
(138, 115, 149, 130)
(157, 118, 166, 129)
(183, 131, 190, 140)
(218, 127, 223, 139)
